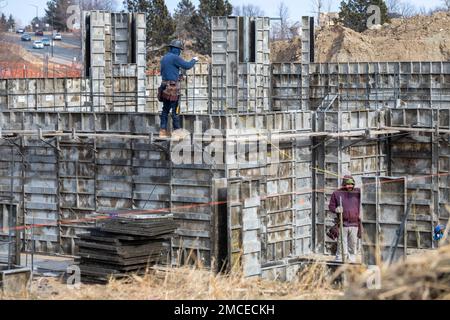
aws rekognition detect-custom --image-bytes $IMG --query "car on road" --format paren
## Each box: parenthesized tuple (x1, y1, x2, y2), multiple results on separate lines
(53, 33, 62, 41)
(35, 30, 44, 36)
(42, 37, 51, 46)
(16, 29, 24, 34)
(21, 34, 32, 41)
(33, 40, 44, 49)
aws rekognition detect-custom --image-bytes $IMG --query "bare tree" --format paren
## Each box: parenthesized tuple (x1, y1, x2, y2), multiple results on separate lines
(443, 0, 450, 10)
(387, 0, 418, 17)
(277, 1, 290, 40)
(233, 4, 265, 16)
(386, 0, 401, 14)
(312, 0, 333, 26)
(271, 2, 300, 40)
(398, 1, 417, 17)
(311, 0, 324, 25)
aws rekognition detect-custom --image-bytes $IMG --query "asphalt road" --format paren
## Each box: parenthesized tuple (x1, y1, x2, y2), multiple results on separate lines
(3, 32, 81, 64)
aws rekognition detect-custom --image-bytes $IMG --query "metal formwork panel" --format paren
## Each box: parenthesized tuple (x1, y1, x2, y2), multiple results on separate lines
(227, 178, 262, 277)
(135, 13, 147, 112)
(23, 138, 60, 254)
(439, 137, 450, 226)
(58, 140, 95, 255)
(170, 163, 214, 267)
(389, 134, 439, 249)
(301, 17, 311, 64)
(5, 79, 37, 110)
(263, 142, 295, 263)
(0, 80, 6, 110)
(145, 70, 162, 113)
(255, 17, 271, 65)
(361, 176, 407, 265)
(181, 63, 210, 113)
(271, 63, 302, 111)
(95, 138, 133, 211)
(132, 140, 170, 211)
(112, 13, 131, 65)
(90, 11, 110, 111)
(237, 63, 270, 113)
(295, 138, 313, 256)
(112, 65, 138, 112)
(212, 16, 239, 112)
(0, 203, 20, 266)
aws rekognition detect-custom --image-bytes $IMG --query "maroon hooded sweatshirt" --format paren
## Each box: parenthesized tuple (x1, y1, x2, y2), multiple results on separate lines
(329, 187, 361, 227)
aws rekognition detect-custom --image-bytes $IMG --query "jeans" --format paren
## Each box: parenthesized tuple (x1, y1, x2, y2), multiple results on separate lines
(160, 99, 180, 130)
(336, 226, 359, 263)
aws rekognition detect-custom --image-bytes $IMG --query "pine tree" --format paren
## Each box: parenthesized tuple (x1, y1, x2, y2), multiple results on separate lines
(45, 0, 72, 32)
(338, 0, 390, 32)
(174, 0, 195, 41)
(148, 0, 175, 48)
(124, 0, 175, 50)
(189, 0, 233, 55)
(7, 14, 15, 30)
(0, 13, 7, 32)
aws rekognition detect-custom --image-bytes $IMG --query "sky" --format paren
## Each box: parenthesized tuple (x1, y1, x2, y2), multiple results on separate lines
(0, 0, 445, 28)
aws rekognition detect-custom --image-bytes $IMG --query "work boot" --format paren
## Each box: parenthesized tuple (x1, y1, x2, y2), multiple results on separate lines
(171, 129, 189, 141)
(159, 129, 170, 138)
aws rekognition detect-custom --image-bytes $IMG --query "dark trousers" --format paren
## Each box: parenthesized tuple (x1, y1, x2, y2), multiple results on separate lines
(160, 99, 180, 130)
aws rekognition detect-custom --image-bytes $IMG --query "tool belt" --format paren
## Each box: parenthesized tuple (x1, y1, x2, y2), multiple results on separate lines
(158, 80, 180, 102)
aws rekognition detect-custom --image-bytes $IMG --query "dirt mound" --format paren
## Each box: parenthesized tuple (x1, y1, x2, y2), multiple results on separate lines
(315, 11, 450, 62)
(345, 243, 450, 300)
(271, 37, 302, 63)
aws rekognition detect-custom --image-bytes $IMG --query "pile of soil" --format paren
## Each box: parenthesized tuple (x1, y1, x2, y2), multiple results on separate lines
(315, 11, 450, 62)
(271, 37, 302, 63)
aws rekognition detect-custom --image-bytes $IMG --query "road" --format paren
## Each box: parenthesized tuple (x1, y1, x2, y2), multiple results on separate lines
(3, 32, 81, 65)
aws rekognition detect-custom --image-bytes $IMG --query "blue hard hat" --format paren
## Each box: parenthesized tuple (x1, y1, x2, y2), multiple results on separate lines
(435, 225, 445, 233)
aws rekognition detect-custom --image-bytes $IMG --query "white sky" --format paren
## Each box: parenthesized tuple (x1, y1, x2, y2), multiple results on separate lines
(0, 0, 445, 28)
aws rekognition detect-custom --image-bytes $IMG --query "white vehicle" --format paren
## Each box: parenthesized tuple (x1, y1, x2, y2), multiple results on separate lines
(33, 40, 44, 49)
(53, 33, 62, 40)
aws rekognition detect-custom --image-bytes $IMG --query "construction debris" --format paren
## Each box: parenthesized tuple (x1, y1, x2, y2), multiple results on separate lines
(77, 215, 176, 284)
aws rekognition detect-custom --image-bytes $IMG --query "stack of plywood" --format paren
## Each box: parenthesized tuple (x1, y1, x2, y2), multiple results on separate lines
(77, 215, 176, 283)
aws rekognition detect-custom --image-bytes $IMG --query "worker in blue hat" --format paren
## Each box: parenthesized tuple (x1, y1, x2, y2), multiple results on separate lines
(434, 225, 446, 241)
(158, 39, 198, 139)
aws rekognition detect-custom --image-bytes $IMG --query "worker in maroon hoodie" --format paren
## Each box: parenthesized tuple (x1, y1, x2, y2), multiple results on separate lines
(329, 175, 361, 263)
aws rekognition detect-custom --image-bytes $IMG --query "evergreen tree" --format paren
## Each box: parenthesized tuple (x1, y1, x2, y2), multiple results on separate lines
(45, 0, 72, 32)
(188, 0, 233, 55)
(339, 0, 390, 32)
(148, 0, 175, 48)
(0, 13, 6, 31)
(7, 14, 15, 30)
(124, 0, 175, 50)
(174, 0, 195, 41)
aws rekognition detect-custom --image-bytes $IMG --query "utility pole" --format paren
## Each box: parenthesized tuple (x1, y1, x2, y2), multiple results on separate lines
(51, 16, 54, 57)
(28, 4, 39, 31)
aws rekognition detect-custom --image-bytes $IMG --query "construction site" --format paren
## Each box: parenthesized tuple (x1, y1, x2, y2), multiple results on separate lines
(0, 7, 449, 301)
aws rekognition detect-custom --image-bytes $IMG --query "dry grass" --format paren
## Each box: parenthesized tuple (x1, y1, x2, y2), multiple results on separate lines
(14, 262, 343, 300)
(345, 243, 450, 300)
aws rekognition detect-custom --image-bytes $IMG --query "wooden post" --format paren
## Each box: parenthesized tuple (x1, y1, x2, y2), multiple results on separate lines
(339, 196, 346, 264)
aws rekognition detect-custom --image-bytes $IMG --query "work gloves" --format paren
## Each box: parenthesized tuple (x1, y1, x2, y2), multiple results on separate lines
(193, 57, 199, 62)
(335, 206, 344, 214)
